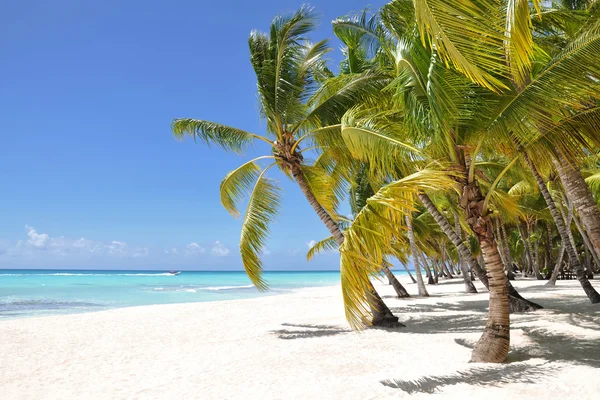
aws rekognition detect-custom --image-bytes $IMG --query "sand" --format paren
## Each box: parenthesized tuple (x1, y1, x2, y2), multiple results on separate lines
(1, 276, 599, 399)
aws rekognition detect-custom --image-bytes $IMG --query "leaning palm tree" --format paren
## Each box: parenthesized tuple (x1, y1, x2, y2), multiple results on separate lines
(171, 6, 399, 326)
(331, 0, 600, 363)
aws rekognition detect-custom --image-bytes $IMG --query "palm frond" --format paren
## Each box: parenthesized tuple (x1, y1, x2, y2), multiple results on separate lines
(333, 9, 383, 58)
(380, 0, 417, 42)
(341, 106, 423, 177)
(488, 18, 600, 150)
(239, 166, 281, 291)
(507, 179, 535, 196)
(306, 236, 338, 261)
(340, 169, 458, 329)
(504, 0, 538, 86)
(300, 163, 344, 216)
(585, 172, 600, 193)
(220, 156, 275, 217)
(413, 0, 509, 91)
(171, 119, 256, 153)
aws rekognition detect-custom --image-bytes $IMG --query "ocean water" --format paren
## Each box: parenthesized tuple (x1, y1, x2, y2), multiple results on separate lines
(0, 270, 343, 320)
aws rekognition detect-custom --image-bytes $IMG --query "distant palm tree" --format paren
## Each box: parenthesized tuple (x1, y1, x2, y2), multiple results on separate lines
(171, 6, 399, 326)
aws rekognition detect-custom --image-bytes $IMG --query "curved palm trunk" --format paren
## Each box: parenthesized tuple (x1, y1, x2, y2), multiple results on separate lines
(533, 239, 544, 280)
(382, 265, 410, 298)
(498, 219, 516, 280)
(572, 209, 600, 273)
(454, 210, 478, 290)
(421, 253, 436, 284)
(547, 244, 566, 285)
(419, 194, 541, 311)
(401, 261, 417, 283)
(524, 154, 600, 303)
(432, 261, 440, 283)
(290, 165, 402, 326)
(405, 215, 429, 297)
(459, 179, 510, 362)
(554, 154, 600, 261)
(546, 222, 554, 277)
(518, 224, 536, 277)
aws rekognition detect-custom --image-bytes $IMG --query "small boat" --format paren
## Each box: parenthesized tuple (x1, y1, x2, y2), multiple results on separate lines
(167, 270, 181, 276)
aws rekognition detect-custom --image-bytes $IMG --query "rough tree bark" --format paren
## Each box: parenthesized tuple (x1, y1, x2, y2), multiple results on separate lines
(382, 265, 410, 298)
(547, 244, 566, 286)
(401, 261, 417, 283)
(405, 215, 429, 297)
(459, 177, 510, 362)
(419, 193, 540, 311)
(554, 154, 600, 261)
(523, 153, 600, 303)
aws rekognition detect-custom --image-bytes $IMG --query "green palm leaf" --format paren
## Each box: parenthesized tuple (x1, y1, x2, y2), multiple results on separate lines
(220, 156, 276, 217)
(504, 0, 539, 86)
(306, 236, 338, 261)
(340, 168, 458, 329)
(239, 166, 281, 291)
(488, 18, 600, 149)
(171, 119, 255, 153)
(413, 0, 509, 91)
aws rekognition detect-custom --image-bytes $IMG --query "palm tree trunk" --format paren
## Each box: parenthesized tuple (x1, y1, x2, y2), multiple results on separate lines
(554, 154, 600, 261)
(495, 219, 516, 280)
(547, 244, 566, 285)
(459, 178, 510, 362)
(546, 222, 554, 275)
(401, 261, 417, 283)
(523, 153, 600, 303)
(418, 193, 541, 310)
(421, 252, 436, 284)
(518, 224, 535, 277)
(290, 165, 402, 325)
(434, 261, 441, 283)
(572, 209, 600, 274)
(405, 215, 429, 297)
(533, 238, 543, 280)
(382, 265, 410, 298)
(455, 212, 478, 291)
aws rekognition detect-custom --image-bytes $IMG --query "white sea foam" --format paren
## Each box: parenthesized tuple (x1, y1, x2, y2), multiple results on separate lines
(202, 285, 255, 291)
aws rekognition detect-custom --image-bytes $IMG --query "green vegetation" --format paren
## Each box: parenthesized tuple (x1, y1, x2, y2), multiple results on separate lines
(172, 0, 600, 363)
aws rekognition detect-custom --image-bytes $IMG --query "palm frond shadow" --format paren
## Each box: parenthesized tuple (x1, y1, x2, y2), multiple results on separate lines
(271, 323, 350, 340)
(380, 362, 555, 394)
(383, 326, 600, 393)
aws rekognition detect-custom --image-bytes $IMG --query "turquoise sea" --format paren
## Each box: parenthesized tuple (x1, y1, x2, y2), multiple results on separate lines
(0, 270, 345, 320)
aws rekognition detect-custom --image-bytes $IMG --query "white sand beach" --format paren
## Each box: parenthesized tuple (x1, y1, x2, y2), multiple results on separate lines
(1, 277, 599, 399)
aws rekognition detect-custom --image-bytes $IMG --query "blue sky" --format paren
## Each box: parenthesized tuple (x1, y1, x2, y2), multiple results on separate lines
(0, 0, 386, 270)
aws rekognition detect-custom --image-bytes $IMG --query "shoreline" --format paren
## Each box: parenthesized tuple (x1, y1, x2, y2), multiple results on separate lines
(1, 277, 599, 399)
(0, 284, 339, 323)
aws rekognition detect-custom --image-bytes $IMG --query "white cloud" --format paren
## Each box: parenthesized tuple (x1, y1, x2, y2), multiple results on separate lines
(25, 225, 49, 249)
(133, 247, 149, 258)
(2, 225, 140, 261)
(107, 241, 127, 255)
(306, 240, 317, 249)
(185, 242, 205, 256)
(210, 241, 230, 257)
(263, 247, 271, 256)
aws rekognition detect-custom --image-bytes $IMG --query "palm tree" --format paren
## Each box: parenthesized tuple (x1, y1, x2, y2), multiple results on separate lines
(171, 6, 400, 326)
(330, 0, 599, 362)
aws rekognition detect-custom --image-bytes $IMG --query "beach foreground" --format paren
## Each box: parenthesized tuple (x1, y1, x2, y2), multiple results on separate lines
(1, 277, 599, 399)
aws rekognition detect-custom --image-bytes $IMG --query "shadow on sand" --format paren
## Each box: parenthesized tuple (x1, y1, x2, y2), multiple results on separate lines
(380, 291, 600, 393)
(381, 362, 554, 394)
(270, 323, 351, 340)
